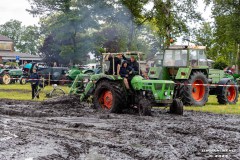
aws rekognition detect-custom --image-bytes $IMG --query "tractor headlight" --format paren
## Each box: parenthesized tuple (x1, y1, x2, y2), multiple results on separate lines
(164, 91, 168, 96)
(142, 91, 146, 96)
(170, 91, 174, 95)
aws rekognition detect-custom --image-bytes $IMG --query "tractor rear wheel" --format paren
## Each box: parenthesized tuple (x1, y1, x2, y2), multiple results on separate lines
(180, 71, 209, 106)
(217, 81, 239, 104)
(1, 73, 11, 85)
(93, 81, 126, 113)
(170, 99, 183, 115)
(138, 97, 152, 116)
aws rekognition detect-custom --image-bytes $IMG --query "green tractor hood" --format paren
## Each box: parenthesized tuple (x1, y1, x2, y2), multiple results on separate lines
(131, 75, 175, 104)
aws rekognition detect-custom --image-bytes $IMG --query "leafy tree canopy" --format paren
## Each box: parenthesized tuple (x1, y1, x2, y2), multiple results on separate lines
(0, 20, 41, 55)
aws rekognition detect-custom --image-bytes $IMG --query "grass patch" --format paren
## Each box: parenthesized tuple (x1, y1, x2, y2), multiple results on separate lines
(0, 83, 70, 101)
(184, 95, 240, 114)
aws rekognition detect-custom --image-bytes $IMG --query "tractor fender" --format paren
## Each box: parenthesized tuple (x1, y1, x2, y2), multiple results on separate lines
(88, 74, 123, 96)
(0, 69, 10, 74)
(216, 78, 233, 94)
(90, 74, 122, 82)
(176, 68, 208, 80)
(175, 68, 192, 80)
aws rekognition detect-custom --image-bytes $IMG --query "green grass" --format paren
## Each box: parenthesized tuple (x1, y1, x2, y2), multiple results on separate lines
(0, 83, 70, 101)
(184, 96, 240, 114)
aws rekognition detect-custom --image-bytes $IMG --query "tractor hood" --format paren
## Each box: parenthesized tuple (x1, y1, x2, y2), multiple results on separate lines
(131, 75, 175, 104)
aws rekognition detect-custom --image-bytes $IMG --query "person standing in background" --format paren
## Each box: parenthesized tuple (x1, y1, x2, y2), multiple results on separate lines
(29, 68, 39, 99)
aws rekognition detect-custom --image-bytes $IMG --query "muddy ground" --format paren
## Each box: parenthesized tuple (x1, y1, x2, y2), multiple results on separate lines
(0, 96, 240, 160)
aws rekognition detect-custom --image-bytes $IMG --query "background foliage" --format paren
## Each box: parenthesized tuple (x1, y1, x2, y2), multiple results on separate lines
(0, 0, 239, 69)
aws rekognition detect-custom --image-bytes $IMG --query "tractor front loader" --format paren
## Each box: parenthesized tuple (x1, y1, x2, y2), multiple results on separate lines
(69, 52, 183, 116)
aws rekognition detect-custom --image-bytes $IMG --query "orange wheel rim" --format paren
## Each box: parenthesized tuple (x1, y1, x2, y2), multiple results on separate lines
(99, 90, 113, 110)
(227, 85, 236, 102)
(192, 80, 205, 101)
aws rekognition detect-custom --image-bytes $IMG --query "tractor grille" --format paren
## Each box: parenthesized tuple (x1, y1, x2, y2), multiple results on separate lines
(165, 83, 174, 90)
(154, 84, 162, 90)
(142, 86, 152, 90)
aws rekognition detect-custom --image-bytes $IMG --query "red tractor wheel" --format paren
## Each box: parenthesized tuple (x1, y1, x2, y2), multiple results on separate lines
(217, 81, 239, 104)
(192, 79, 205, 102)
(93, 81, 125, 113)
(180, 71, 209, 106)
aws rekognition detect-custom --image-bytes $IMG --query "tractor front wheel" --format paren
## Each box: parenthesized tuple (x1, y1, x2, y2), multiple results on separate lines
(180, 71, 209, 106)
(1, 74, 11, 85)
(138, 97, 152, 116)
(217, 81, 239, 104)
(93, 81, 125, 113)
(170, 99, 183, 115)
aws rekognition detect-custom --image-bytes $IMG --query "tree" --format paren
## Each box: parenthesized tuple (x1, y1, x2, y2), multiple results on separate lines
(0, 20, 23, 49)
(28, 0, 106, 65)
(193, 22, 217, 60)
(0, 20, 41, 55)
(119, 0, 150, 49)
(152, 0, 202, 46)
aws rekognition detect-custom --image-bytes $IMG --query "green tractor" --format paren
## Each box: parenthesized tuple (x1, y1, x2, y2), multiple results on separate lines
(66, 65, 101, 85)
(0, 68, 23, 85)
(69, 52, 183, 116)
(149, 45, 239, 106)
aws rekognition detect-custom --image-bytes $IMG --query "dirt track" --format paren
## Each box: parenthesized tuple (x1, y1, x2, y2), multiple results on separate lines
(0, 96, 240, 160)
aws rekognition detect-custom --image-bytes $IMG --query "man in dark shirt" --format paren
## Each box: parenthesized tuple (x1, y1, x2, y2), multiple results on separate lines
(106, 53, 123, 75)
(123, 55, 139, 72)
(29, 68, 40, 99)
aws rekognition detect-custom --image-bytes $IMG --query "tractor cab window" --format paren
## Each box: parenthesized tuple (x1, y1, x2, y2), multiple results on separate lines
(153, 53, 164, 67)
(198, 50, 208, 66)
(163, 50, 187, 67)
(190, 50, 208, 66)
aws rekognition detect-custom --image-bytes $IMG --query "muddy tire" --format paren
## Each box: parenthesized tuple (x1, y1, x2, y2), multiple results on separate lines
(93, 81, 125, 113)
(179, 71, 209, 106)
(170, 99, 183, 115)
(217, 81, 239, 104)
(20, 77, 27, 85)
(138, 97, 152, 116)
(1, 73, 11, 85)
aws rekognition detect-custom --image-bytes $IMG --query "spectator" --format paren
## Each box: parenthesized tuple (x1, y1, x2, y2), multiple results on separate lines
(145, 64, 150, 73)
(29, 68, 40, 99)
(53, 62, 57, 67)
(105, 53, 122, 75)
(120, 61, 132, 89)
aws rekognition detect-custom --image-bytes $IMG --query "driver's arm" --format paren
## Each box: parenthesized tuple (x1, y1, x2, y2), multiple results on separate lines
(104, 53, 111, 61)
(122, 54, 129, 61)
(117, 64, 120, 76)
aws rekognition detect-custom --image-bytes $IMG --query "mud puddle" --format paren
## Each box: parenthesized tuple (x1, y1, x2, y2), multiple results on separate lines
(0, 97, 240, 159)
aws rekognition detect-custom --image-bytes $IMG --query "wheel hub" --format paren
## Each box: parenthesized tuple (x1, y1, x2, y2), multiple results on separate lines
(227, 86, 236, 102)
(3, 75, 10, 84)
(99, 90, 113, 110)
(192, 79, 205, 102)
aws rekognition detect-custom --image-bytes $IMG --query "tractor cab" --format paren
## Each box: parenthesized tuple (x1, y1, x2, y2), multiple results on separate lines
(163, 45, 208, 77)
(149, 45, 209, 80)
